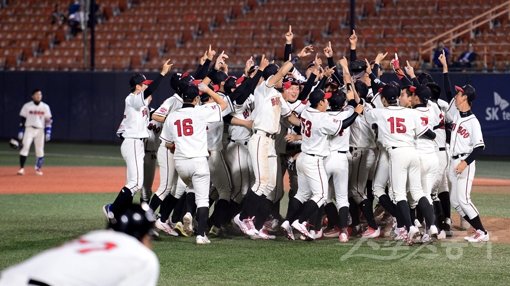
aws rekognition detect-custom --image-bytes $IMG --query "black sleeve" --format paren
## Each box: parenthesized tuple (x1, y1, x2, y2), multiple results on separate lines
(464, 146, 483, 165)
(368, 65, 385, 95)
(143, 74, 164, 98)
(399, 74, 413, 90)
(317, 75, 328, 90)
(284, 44, 292, 62)
(19, 116, 26, 127)
(411, 77, 420, 87)
(349, 49, 356, 61)
(443, 72, 454, 102)
(223, 114, 233, 124)
(341, 112, 358, 129)
(298, 73, 317, 101)
(230, 70, 263, 104)
(420, 129, 436, 140)
(193, 59, 211, 80)
(327, 57, 335, 68)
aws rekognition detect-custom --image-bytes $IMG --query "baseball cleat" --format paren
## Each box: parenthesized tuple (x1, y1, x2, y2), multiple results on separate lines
(17, 168, 25, 176)
(421, 233, 432, 243)
(467, 230, 489, 243)
(437, 230, 446, 240)
(196, 235, 211, 245)
(338, 231, 349, 243)
(464, 228, 477, 241)
(155, 219, 179, 237)
(407, 226, 420, 244)
(414, 219, 422, 228)
(35, 168, 43, 176)
(394, 227, 407, 241)
(102, 204, 114, 221)
(174, 222, 189, 237)
(280, 220, 295, 240)
(251, 227, 276, 240)
(323, 226, 341, 238)
(291, 220, 313, 240)
(233, 214, 258, 236)
(183, 212, 194, 236)
(429, 225, 439, 239)
(361, 227, 381, 238)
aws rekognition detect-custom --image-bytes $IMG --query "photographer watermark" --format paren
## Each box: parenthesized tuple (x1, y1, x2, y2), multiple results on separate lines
(340, 238, 493, 261)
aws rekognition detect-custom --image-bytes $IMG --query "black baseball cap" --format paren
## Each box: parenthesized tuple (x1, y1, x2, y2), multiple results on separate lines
(381, 84, 400, 102)
(129, 73, 152, 88)
(309, 89, 332, 106)
(263, 64, 279, 80)
(181, 84, 199, 102)
(455, 84, 476, 103)
(354, 81, 369, 98)
(414, 85, 432, 103)
(426, 82, 441, 100)
(350, 60, 367, 74)
(329, 90, 347, 109)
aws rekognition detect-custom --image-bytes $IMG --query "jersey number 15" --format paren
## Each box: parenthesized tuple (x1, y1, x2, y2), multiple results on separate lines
(174, 119, 194, 137)
(387, 117, 406, 134)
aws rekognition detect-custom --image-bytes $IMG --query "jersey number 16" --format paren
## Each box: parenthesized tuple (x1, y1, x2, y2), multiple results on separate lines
(174, 119, 194, 137)
(387, 117, 406, 134)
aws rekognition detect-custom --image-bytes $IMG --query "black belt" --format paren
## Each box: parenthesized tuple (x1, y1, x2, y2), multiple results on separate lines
(230, 139, 248, 145)
(305, 153, 325, 157)
(337, 150, 348, 154)
(439, 147, 446, 151)
(28, 279, 51, 286)
(452, 153, 467, 159)
(254, 129, 276, 139)
(391, 146, 398, 149)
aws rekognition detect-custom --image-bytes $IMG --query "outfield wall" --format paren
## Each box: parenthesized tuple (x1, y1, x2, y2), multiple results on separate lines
(1, 71, 509, 156)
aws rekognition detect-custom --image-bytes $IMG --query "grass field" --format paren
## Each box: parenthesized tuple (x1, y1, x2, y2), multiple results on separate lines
(1, 142, 510, 285)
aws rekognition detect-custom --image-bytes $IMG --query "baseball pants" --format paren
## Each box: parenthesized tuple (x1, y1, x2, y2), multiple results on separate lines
(224, 141, 253, 204)
(348, 147, 376, 204)
(121, 138, 145, 193)
(248, 133, 277, 198)
(449, 158, 479, 219)
(142, 150, 157, 202)
(372, 148, 390, 199)
(294, 153, 327, 207)
(175, 157, 210, 208)
(387, 147, 425, 203)
(432, 148, 450, 198)
(20, 126, 45, 157)
(416, 151, 438, 206)
(325, 151, 349, 209)
(208, 150, 232, 201)
(154, 145, 178, 200)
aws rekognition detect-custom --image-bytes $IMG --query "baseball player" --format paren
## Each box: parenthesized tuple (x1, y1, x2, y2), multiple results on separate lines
(324, 89, 363, 242)
(160, 82, 227, 244)
(103, 59, 172, 222)
(0, 203, 159, 286)
(438, 55, 489, 242)
(140, 117, 162, 203)
(233, 48, 309, 239)
(16, 89, 52, 176)
(427, 81, 453, 236)
(365, 84, 438, 244)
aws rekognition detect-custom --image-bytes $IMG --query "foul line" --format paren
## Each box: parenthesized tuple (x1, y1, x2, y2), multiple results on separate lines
(0, 151, 122, 161)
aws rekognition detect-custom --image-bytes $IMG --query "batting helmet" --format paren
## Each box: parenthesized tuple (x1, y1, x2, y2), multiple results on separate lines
(108, 203, 155, 241)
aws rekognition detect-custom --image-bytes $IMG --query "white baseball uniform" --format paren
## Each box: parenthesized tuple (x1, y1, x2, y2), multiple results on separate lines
(348, 103, 377, 205)
(204, 96, 234, 202)
(249, 77, 292, 200)
(414, 105, 439, 205)
(160, 103, 223, 209)
(153, 95, 183, 200)
(142, 119, 162, 202)
(19, 100, 52, 158)
(294, 107, 343, 207)
(325, 106, 354, 210)
(120, 91, 151, 194)
(365, 106, 428, 203)
(431, 99, 450, 197)
(0, 230, 159, 286)
(225, 95, 254, 203)
(448, 111, 484, 219)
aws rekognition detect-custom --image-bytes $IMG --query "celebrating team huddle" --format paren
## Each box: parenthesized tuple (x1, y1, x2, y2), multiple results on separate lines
(103, 27, 489, 245)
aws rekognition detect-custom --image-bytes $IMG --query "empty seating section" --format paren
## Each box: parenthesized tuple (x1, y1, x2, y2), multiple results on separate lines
(0, 0, 509, 71)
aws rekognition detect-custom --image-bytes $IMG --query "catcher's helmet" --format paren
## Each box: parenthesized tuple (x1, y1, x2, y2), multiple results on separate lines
(108, 203, 155, 241)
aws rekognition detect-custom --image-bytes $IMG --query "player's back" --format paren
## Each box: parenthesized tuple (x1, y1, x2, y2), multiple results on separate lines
(415, 106, 439, 153)
(0, 230, 159, 286)
(300, 107, 342, 156)
(366, 106, 426, 148)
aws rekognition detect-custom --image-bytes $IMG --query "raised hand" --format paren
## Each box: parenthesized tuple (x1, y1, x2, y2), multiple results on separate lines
(314, 53, 323, 67)
(438, 50, 447, 67)
(338, 56, 348, 69)
(285, 25, 293, 44)
(374, 52, 388, 65)
(323, 66, 336, 78)
(364, 58, 372, 74)
(206, 44, 216, 61)
(244, 56, 254, 75)
(161, 58, 173, 76)
(198, 82, 209, 93)
(323, 41, 333, 58)
(349, 30, 357, 49)
(259, 54, 269, 71)
(215, 50, 229, 70)
(298, 45, 314, 58)
(404, 60, 415, 78)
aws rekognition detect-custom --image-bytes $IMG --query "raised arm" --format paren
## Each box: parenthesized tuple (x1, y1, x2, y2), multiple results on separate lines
(438, 50, 454, 102)
(284, 25, 293, 62)
(144, 59, 172, 98)
(198, 83, 228, 111)
(194, 45, 215, 79)
(268, 45, 313, 87)
(349, 30, 357, 61)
